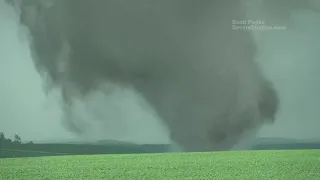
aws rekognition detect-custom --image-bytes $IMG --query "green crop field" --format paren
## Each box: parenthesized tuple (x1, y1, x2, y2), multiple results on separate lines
(1, 150, 319, 180)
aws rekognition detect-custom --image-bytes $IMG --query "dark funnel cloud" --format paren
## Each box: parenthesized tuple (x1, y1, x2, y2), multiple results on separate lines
(9, 0, 319, 151)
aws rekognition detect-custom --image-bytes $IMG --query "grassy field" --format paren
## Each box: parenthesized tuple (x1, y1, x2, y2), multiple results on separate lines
(1, 150, 319, 180)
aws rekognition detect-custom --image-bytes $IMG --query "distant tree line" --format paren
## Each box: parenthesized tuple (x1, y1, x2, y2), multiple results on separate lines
(0, 132, 33, 148)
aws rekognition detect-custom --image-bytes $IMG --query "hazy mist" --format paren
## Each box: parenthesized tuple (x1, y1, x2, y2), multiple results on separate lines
(0, 0, 319, 147)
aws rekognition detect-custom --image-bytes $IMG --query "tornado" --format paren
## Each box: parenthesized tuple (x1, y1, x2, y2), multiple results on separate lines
(6, 0, 292, 152)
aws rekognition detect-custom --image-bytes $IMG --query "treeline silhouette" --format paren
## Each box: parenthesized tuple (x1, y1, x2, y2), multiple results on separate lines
(0, 132, 33, 146)
(1, 132, 319, 159)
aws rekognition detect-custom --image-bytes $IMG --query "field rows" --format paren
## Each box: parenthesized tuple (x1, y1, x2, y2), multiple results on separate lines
(1, 150, 320, 180)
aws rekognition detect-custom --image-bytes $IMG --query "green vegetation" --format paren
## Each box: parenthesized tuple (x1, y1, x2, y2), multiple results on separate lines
(1, 132, 320, 179)
(1, 150, 319, 180)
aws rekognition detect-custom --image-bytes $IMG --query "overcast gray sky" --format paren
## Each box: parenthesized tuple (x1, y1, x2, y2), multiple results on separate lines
(0, 1, 319, 144)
